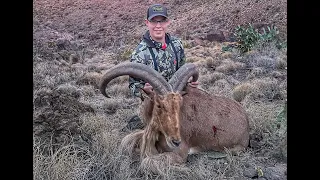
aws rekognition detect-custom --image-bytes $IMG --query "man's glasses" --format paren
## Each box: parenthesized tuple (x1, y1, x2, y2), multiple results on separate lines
(148, 19, 168, 25)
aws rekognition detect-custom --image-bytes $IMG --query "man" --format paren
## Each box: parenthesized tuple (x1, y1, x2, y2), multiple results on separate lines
(128, 4, 198, 100)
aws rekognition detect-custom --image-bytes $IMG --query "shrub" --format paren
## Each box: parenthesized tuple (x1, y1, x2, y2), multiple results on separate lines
(183, 40, 192, 49)
(233, 23, 286, 53)
(234, 23, 260, 53)
(232, 83, 253, 102)
(116, 49, 133, 62)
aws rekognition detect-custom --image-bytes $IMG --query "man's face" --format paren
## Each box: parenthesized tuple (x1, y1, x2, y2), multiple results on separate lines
(146, 16, 170, 41)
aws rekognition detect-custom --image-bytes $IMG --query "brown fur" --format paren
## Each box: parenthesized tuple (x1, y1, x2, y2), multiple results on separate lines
(121, 85, 249, 174)
(99, 62, 249, 174)
(178, 86, 249, 153)
(120, 129, 144, 156)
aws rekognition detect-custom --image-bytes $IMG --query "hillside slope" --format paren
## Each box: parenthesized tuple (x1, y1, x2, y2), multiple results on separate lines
(33, 0, 286, 52)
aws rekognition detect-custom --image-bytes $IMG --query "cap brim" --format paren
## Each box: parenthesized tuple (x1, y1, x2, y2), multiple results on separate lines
(147, 14, 168, 21)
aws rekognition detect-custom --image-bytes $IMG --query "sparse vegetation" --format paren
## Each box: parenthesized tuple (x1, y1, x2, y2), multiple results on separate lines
(121, 49, 133, 61)
(233, 23, 287, 53)
(232, 82, 253, 102)
(182, 40, 192, 49)
(34, 0, 287, 179)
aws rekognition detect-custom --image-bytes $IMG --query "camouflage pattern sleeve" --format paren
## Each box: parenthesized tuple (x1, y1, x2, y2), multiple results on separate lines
(128, 44, 147, 98)
(177, 38, 186, 69)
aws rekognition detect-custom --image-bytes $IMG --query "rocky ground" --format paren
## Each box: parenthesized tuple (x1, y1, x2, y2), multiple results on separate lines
(33, 0, 287, 179)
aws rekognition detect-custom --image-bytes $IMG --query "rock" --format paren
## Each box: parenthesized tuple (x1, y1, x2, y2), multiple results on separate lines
(243, 167, 258, 178)
(205, 32, 226, 42)
(121, 115, 144, 132)
(249, 139, 260, 149)
(263, 164, 287, 180)
(56, 38, 71, 51)
(249, 132, 263, 149)
(69, 53, 80, 64)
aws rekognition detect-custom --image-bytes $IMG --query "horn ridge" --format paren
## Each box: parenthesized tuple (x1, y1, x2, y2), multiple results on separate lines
(168, 63, 199, 92)
(99, 62, 172, 97)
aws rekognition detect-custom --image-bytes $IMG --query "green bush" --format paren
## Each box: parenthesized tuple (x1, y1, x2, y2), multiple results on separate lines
(234, 23, 260, 53)
(233, 23, 286, 53)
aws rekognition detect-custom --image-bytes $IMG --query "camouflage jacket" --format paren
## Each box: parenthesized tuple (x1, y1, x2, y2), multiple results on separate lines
(129, 30, 186, 98)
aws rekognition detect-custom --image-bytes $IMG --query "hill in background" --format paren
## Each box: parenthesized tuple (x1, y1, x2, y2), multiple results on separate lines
(33, 0, 287, 179)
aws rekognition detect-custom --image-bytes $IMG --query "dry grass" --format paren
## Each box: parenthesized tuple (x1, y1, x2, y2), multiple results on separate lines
(33, 0, 287, 178)
(215, 59, 246, 73)
(34, 41, 287, 179)
(33, 137, 95, 180)
(232, 82, 253, 102)
(33, 45, 286, 179)
(76, 72, 102, 88)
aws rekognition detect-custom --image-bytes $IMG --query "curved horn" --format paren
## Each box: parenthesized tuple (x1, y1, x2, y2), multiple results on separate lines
(99, 62, 173, 97)
(168, 63, 199, 92)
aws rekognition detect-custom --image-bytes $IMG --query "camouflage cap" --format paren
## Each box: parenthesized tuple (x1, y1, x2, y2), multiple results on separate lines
(147, 4, 168, 20)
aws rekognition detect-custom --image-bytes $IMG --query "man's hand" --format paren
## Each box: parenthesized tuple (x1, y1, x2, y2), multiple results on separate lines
(143, 83, 153, 91)
(188, 81, 199, 88)
(139, 83, 154, 100)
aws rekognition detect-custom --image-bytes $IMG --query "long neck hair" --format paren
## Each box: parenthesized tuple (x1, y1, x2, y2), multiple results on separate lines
(140, 116, 160, 160)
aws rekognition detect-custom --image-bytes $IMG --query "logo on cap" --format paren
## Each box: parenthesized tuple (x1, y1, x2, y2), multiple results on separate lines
(147, 4, 168, 20)
(152, 6, 164, 12)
